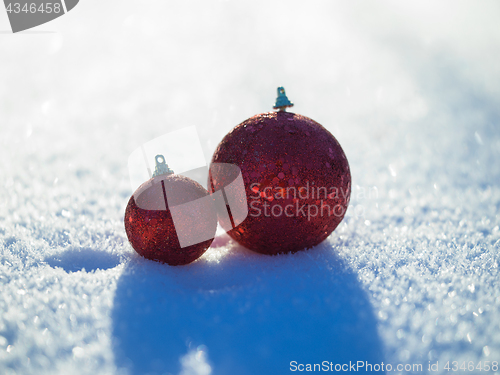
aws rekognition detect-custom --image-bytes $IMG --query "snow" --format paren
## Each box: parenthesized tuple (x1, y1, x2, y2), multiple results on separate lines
(1, 0, 500, 374)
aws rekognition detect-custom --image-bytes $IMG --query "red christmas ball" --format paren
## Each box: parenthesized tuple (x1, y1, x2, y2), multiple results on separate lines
(209, 111, 351, 255)
(125, 174, 217, 265)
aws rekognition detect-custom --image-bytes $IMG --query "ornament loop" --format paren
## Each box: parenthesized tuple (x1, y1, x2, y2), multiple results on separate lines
(273, 86, 294, 112)
(152, 154, 174, 177)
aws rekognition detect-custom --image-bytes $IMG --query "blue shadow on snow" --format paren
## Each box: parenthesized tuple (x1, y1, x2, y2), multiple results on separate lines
(111, 241, 385, 374)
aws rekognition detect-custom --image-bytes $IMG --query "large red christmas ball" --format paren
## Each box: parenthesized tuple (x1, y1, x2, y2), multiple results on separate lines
(209, 111, 351, 255)
(125, 174, 217, 265)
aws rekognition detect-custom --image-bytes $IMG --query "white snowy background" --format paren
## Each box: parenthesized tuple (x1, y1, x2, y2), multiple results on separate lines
(1, 1, 500, 374)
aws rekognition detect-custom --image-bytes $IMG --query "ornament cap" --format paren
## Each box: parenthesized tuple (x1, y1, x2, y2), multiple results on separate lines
(273, 86, 294, 112)
(152, 154, 174, 177)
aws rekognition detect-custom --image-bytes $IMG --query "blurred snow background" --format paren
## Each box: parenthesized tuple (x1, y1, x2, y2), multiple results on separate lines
(1, 0, 500, 374)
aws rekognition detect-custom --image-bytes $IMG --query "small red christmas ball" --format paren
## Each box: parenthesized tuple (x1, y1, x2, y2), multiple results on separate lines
(124, 173, 217, 265)
(209, 109, 351, 255)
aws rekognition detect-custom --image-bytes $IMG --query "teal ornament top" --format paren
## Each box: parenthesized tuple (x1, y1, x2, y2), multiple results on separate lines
(152, 155, 174, 177)
(273, 87, 294, 112)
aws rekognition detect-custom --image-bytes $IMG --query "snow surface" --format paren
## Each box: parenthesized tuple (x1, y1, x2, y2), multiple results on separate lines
(1, 1, 500, 374)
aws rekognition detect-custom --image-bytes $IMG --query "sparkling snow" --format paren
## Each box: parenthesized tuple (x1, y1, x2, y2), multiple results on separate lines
(1, 1, 499, 374)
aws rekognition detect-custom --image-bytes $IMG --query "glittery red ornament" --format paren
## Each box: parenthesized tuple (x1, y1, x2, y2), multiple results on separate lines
(209, 88, 351, 255)
(125, 166, 217, 265)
